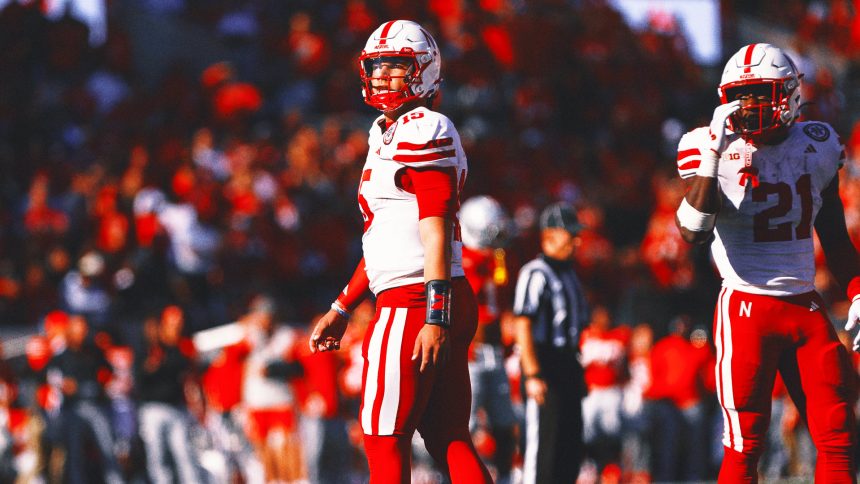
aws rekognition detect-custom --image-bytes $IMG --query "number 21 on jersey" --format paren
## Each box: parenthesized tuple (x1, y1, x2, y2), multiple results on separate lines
(753, 174, 813, 242)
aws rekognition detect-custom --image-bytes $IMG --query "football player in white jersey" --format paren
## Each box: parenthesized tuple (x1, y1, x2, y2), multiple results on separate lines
(308, 20, 491, 483)
(674, 43, 860, 482)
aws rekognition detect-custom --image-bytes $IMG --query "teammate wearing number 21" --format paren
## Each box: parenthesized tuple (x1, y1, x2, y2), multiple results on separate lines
(308, 20, 491, 483)
(675, 43, 860, 483)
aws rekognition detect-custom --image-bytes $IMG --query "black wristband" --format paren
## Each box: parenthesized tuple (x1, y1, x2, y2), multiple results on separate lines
(425, 279, 451, 328)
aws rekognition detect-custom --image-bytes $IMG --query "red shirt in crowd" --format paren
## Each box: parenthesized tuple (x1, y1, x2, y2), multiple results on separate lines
(645, 334, 715, 409)
(580, 325, 630, 391)
(462, 246, 508, 326)
(201, 342, 250, 413)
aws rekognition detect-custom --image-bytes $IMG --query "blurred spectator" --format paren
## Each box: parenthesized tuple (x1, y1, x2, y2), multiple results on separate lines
(199, 323, 260, 483)
(20, 173, 69, 257)
(157, 173, 224, 331)
(282, 12, 330, 79)
(640, 174, 694, 293)
(620, 323, 654, 483)
(29, 311, 68, 481)
(135, 305, 202, 484)
(643, 315, 715, 482)
(60, 251, 112, 330)
(579, 305, 629, 478)
(201, 62, 263, 124)
(239, 295, 306, 483)
(46, 315, 123, 484)
(0, 340, 19, 481)
(296, 314, 351, 484)
(104, 343, 137, 479)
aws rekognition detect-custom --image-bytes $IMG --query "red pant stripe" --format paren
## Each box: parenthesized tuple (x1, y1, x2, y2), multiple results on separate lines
(378, 308, 408, 435)
(362, 307, 391, 433)
(714, 288, 728, 448)
(716, 288, 744, 452)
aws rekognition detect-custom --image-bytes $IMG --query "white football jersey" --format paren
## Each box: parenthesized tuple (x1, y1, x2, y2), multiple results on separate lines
(677, 121, 845, 296)
(360, 106, 467, 295)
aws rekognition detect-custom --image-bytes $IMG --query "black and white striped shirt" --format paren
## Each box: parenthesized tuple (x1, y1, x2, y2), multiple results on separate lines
(513, 254, 589, 352)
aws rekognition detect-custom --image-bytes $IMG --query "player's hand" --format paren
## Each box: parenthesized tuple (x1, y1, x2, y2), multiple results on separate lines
(843, 297, 860, 352)
(524, 376, 547, 406)
(412, 324, 449, 373)
(309, 310, 348, 354)
(707, 100, 742, 155)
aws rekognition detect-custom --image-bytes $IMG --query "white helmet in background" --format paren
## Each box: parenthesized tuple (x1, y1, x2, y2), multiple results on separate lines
(359, 20, 442, 112)
(718, 43, 802, 136)
(459, 196, 511, 250)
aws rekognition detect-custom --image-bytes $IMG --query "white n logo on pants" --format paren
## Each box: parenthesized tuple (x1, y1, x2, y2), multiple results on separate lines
(739, 301, 752, 318)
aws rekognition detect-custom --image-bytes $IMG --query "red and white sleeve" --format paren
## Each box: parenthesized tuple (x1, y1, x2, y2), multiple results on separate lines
(393, 111, 461, 220)
(676, 128, 708, 179)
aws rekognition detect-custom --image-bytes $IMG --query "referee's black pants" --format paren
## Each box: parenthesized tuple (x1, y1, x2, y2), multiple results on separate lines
(520, 366, 585, 484)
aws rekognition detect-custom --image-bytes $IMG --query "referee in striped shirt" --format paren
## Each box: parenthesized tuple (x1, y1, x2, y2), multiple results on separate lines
(513, 202, 589, 484)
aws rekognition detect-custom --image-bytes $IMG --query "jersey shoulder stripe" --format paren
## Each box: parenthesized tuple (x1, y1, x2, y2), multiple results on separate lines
(392, 107, 461, 168)
(676, 127, 710, 179)
(396, 137, 453, 151)
(677, 148, 702, 171)
(392, 150, 457, 163)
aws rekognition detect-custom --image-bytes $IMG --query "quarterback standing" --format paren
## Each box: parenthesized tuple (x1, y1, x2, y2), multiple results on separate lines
(308, 20, 491, 483)
(675, 43, 860, 482)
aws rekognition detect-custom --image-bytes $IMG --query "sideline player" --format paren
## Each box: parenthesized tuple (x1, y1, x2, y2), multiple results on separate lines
(674, 43, 860, 482)
(308, 20, 492, 484)
(459, 195, 517, 483)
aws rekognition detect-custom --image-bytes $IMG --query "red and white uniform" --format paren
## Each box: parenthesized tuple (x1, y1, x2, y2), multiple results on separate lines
(677, 121, 855, 480)
(360, 106, 466, 295)
(580, 327, 629, 391)
(242, 327, 301, 439)
(462, 246, 517, 434)
(677, 121, 843, 295)
(358, 106, 475, 439)
(462, 246, 502, 327)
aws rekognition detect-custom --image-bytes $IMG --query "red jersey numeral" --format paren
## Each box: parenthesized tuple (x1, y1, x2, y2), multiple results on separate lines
(401, 111, 424, 124)
(358, 169, 374, 232)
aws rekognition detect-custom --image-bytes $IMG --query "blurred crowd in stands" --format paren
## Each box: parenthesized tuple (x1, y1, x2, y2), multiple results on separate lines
(0, 0, 860, 482)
